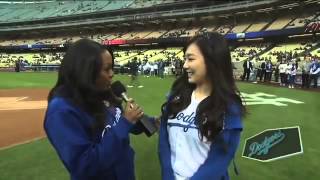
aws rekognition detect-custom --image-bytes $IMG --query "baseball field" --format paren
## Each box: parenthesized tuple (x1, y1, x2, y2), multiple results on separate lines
(0, 72, 319, 180)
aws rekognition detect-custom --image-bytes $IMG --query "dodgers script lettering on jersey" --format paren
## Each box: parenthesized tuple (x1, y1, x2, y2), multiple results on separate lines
(173, 111, 197, 132)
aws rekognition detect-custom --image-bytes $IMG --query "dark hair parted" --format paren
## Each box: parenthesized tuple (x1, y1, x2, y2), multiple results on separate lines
(47, 39, 119, 135)
(161, 32, 246, 142)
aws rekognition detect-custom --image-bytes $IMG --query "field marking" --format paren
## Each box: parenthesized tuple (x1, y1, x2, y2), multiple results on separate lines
(0, 97, 27, 103)
(15, 97, 28, 102)
(0, 136, 46, 151)
(241, 92, 304, 106)
(0, 96, 47, 111)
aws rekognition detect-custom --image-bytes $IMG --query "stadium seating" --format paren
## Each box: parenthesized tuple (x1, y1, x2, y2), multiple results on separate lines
(266, 16, 293, 30)
(114, 48, 183, 66)
(286, 14, 317, 28)
(0, 52, 63, 67)
(0, 1, 319, 70)
(231, 44, 268, 62)
(0, 1, 124, 22)
(0, 0, 182, 22)
(259, 42, 309, 63)
(231, 23, 251, 33)
(245, 22, 269, 32)
(310, 47, 320, 57)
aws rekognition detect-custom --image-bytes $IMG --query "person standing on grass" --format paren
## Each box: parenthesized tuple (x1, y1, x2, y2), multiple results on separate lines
(158, 59, 165, 79)
(150, 62, 155, 77)
(241, 59, 252, 81)
(259, 60, 266, 82)
(309, 58, 320, 88)
(301, 56, 312, 88)
(289, 61, 297, 89)
(285, 61, 291, 87)
(44, 39, 145, 180)
(265, 60, 273, 82)
(158, 32, 245, 180)
(154, 61, 159, 76)
(279, 60, 287, 86)
(128, 57, 143, 88)
(274, 62, 280, 83)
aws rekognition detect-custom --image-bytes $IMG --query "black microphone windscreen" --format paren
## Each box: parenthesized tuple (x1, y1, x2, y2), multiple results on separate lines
(111, 81, 127, 97)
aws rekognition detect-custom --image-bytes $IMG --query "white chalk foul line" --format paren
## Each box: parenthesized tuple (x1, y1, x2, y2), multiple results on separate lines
(0, 136, 46, 151)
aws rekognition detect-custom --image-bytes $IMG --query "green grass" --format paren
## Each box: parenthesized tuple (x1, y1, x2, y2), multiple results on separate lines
(0, 72, 320, 180)
(0, 72, 58, 89)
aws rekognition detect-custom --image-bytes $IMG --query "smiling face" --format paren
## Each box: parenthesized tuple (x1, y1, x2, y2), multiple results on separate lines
(183, 42, 208, 85)
(95, 50, 114, 91)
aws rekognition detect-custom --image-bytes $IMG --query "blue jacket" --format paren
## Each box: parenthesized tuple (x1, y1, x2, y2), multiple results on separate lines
(310, 61, 320, 75)
(159, 100, 243, 180)
(44, 97, 137, 180)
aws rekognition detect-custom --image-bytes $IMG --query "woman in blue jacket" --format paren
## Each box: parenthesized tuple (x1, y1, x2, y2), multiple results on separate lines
(159, 32, 246, 180)
(44, 39, 144, 180)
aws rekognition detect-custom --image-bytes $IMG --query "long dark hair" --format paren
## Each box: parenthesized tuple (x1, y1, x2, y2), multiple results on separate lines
(47, 39, 119, 135)
(161, 32, 246, 142)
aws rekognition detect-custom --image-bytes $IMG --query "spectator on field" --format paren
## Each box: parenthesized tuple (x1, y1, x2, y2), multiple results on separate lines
(174, 58, 183, 77)
(242, 59, 252, 81)
(265, 60, 273, 82)
(279, 60, 287, 86)
(153, 61, 158, 76)
(301, 56, 312, 88)
(309, 58, 320, 88)
(289, 61, 298, 88)
(285, 61, 291, 86)
(150, 62, 155, 76)
(128, 57, 143, 88)
(259, 60, 266, 82)
(15, 60, 20, 72)
(158, 60, 165, 79)
(250, 59, 258, 83)
(274, 62, 280, 83)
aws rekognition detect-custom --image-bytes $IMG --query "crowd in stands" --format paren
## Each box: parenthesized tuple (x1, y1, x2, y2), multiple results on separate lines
(288, 12, 320, 28)
(119, 49, 184, 77)
(3, 10, 319, 47)
(232, 44, 269, 61)
(0, 52, 64, 68)
(162, 29, 192, 38)
(0, 9, 319, 47)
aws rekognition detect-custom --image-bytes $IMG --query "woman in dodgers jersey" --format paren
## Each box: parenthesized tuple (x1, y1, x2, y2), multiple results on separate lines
(44, 39, 145, 180)
(159, 32, 246, 180)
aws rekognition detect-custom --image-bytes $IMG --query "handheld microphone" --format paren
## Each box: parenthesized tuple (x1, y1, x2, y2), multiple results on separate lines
(111, 81, 131, 102)
(111, 81, 157, 137)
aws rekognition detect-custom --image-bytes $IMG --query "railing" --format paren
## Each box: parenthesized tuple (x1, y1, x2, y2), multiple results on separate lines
(24, 65, 60, 71)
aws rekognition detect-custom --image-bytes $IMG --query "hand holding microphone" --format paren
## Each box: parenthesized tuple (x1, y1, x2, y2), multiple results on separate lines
(111, 81, 158, 136)
(123, 100, 144, 124)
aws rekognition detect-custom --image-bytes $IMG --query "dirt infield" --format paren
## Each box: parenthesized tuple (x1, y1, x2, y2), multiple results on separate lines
(0, 89, 49, 149)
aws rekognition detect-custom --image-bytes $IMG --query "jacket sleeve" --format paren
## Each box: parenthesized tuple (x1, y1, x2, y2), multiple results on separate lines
(314, 64, 320, 74)
(158, 115, 175, 180)
(158, 92, 175, 180)
(190, 129, 242, 180)
(190, 103, 243, 180)
(44, 108, 133, 178)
